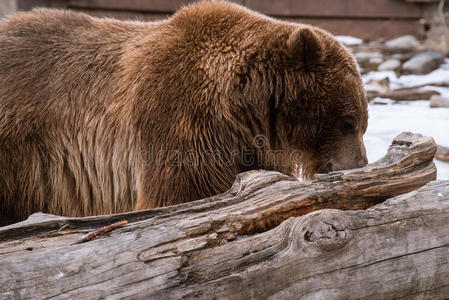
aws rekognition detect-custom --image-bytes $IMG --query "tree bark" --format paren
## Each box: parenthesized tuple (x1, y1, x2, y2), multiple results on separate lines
(0, 132, 444, 299)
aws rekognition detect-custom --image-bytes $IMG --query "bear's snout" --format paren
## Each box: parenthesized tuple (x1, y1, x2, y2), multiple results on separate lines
(330, 134, 368, 172)
(331, 155, 368, 172)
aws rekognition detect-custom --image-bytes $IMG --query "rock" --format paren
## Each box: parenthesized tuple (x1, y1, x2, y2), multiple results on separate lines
(378, 59, 401, 72)
(436, 145, 449, 162)
(365, 78, 390, 94)
(402, 51, 445, 75)
(355, 52, 384, 72)
(385, 35, 420, 49)
(369, 57, 384, 65)
(367, 41, 385, 49)
(355, 52, 383, 61)
(430, 95, 449, 108)
(391, 53, 413, 62)
(336, 35, 363, 46)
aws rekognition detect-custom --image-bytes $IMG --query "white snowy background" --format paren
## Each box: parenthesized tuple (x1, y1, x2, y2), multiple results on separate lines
(336, 36, 449, 179)
(363, 60, 449, 179)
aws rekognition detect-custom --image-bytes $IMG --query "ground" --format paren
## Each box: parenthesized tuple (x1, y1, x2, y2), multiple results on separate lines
(357, 47, 449, 179)
(365, 100, 449, 179)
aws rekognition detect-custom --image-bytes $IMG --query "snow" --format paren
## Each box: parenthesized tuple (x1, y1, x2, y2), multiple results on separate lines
(336, 35, 363, 46)
(360, 58, 449, 179)
(365, 101, 449, 179)
(421, 86, 449, 98)
(363, 59, 449, 91)
(395, 68, 449, 89)
(332, 35, 449, 179)
(363, 71, 397, 84)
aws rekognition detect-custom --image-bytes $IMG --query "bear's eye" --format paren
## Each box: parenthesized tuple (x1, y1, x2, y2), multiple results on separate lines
(341, 120, 356, 134)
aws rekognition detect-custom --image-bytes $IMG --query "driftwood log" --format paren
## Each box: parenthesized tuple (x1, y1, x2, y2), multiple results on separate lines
(367, 87, 439, 102)
(0, 132, 446, 299)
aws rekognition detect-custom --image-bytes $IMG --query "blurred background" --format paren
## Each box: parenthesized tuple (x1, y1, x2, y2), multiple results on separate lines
(1, 0, 448, 178)
(1, 0, 446, 40)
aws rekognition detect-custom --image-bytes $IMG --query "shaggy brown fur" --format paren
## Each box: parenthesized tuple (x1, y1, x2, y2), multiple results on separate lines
(0, 1, 368, 225)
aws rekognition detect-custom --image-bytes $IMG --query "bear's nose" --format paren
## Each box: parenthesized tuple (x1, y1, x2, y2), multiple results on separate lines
(330, 155, 367, 172)
(358, 156, 368, 167)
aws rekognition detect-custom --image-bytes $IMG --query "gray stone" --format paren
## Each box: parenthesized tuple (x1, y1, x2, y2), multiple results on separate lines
(355, 52, 383, 61)
(364, 78, 390, 94)
(430, 95, 449, 108)
(402, 51, 445, 74)
(369, 57, 384, 65)
(355, 52, 383, 71)
(367, 41, 384, 49)
(385, 35, 420, 49)
(392, 53, 412, 62)
(378, 59, 401, 72)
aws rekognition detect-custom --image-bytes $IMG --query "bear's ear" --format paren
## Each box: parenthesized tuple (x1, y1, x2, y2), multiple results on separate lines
(286, 27, 324, 70)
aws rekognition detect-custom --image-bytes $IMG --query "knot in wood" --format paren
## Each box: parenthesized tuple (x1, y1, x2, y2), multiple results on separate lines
(301, 210, 351, 251)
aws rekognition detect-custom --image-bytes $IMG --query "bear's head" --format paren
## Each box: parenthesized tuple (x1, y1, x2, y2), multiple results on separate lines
(264, 26, 368, 179)
(146, 2, 368, 181)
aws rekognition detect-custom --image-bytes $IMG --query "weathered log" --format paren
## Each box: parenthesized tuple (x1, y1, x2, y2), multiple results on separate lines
(367, 87, 439, 102)
(0, 132, 441, 299)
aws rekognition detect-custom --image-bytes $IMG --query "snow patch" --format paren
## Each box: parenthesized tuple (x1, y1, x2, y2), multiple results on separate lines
(336, 35, 363, 46)
(365, 101, 449, 179)
(421, 86, 449, 98)
(363, 60, 449, 91)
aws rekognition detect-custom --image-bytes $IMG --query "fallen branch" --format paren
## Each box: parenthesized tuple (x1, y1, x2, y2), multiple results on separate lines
(74, 220, 128, 244)
(367, 88, 439, 101)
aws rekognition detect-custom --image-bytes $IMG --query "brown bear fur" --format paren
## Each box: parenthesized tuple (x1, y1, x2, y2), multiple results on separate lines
(0, 1, 368, 225)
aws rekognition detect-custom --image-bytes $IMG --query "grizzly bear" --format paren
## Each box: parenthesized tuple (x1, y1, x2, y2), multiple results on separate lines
(0, 1, 368, 226)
